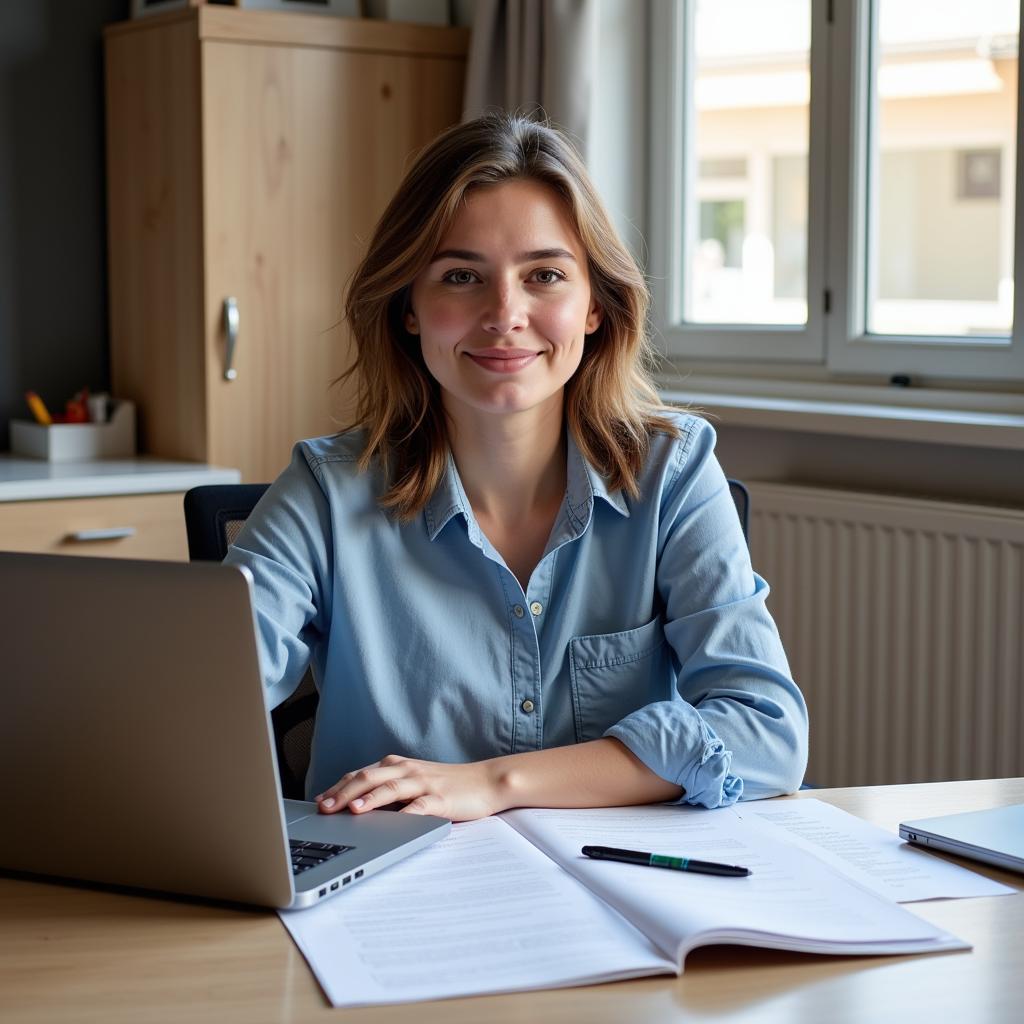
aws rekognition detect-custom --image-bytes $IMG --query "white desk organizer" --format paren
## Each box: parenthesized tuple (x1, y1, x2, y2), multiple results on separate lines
(10, 400, 137, 461)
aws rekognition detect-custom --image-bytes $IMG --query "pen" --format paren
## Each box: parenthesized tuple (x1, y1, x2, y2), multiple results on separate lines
(24, 391, 52, 426)
(581, 845, 751, 877)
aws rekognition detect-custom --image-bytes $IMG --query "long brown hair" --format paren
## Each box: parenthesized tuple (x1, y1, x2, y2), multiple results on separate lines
(342, 112, 677, 520)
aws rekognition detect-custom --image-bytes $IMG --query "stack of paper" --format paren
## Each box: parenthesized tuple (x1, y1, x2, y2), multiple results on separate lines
(280, 800, 1013, 1007)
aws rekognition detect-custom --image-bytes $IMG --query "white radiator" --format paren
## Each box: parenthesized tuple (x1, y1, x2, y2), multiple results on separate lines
(746, 483, 1024, 788)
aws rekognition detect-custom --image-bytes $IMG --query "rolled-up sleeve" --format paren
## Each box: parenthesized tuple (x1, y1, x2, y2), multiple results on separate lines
(605, 419, 808, 807)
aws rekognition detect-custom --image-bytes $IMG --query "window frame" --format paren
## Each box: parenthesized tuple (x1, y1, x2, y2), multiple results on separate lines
(648, 0, 1024, 383)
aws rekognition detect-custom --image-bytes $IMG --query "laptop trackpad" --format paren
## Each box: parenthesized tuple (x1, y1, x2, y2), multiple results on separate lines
(283, 799, 316, 825)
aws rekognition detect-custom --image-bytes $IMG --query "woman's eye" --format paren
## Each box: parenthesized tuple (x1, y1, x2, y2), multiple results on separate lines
(533, 269, 565, 285)
(443, 269, 478, 285)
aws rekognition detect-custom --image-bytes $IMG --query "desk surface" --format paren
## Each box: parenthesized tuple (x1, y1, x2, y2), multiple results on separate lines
(2, 778, 1021, 1024)
(0, 455, 240, 502)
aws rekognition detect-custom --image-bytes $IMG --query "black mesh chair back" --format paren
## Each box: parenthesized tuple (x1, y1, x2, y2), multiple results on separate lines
(727, 479, 750, 542)
(184, 484, 270, 559)
(184, 484, 318, 800)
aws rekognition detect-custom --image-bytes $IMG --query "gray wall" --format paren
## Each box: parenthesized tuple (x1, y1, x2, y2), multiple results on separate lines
(0, 1, 129, 450)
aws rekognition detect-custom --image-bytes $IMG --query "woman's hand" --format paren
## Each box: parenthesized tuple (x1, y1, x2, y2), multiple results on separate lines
(316, 754, 507, 822)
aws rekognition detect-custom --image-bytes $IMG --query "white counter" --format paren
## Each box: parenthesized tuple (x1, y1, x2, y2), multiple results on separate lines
(0, 455, 242, 502)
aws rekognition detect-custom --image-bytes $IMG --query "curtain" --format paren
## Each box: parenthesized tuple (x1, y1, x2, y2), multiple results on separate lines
(462, 0, 599, 159)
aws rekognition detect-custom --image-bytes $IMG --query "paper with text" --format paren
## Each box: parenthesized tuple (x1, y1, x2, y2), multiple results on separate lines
(736, 798, 1016, 903)
(503, 805, 967, 965)
(278, 816, 673, 1007)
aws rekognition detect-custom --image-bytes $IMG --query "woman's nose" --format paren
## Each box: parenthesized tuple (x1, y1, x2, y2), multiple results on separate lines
(481, 283, 527, 335)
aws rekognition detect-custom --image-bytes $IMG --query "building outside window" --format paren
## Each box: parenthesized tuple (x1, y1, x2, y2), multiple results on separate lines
(649, 0, 1023, 382)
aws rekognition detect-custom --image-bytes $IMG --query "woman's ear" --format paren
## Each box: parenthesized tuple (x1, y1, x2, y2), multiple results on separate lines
(585, 302, 603, 336)
(405, 310, 419, 335)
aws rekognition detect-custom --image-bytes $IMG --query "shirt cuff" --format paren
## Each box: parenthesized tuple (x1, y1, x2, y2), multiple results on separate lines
(605, 714, 744, 809)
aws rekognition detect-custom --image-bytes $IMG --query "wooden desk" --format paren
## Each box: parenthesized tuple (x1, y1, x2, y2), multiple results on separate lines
(1, 779, 1021, 1023)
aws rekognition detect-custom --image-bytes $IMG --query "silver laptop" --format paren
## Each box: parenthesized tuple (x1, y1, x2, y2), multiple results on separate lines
(900, 805, 1024, 874)
(0, 551, 450, 909)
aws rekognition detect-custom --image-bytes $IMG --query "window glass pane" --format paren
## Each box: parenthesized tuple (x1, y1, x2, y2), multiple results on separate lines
(868, 0, 1019, 338)
(687, 0, 811, 325)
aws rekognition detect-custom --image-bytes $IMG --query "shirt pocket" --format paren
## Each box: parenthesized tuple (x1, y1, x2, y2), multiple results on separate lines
(568, 616, 672, 743)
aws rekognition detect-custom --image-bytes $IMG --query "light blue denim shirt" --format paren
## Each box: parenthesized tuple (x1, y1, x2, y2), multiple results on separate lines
(225, 412, 808, 806)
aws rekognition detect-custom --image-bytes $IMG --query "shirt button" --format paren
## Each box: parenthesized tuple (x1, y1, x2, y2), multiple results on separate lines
(513, 604, 525, 618)
(529, 601, 543, 616)
(521, 699, 535, 713)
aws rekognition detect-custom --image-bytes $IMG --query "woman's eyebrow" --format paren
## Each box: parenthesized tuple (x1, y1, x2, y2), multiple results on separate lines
(430, 247, 577, 264)
(519, 247, 577, 263)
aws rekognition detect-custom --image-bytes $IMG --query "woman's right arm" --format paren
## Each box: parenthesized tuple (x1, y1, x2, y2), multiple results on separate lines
(223, 444, 334, 709)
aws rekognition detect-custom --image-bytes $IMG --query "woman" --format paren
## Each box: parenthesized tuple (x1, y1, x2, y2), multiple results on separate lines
(225, 113, 807, 821)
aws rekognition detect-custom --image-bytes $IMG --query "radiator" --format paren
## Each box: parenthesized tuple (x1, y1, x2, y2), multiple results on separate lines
(746, 482, 1024, 788)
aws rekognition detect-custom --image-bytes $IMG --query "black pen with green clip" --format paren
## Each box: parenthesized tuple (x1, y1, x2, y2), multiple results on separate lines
(581, 845, 751, 877)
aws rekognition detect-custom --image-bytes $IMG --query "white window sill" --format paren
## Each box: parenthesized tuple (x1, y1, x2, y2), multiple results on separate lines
(656, 376, 1024, 452)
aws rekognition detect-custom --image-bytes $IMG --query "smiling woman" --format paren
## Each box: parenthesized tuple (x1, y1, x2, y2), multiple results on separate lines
(224, 113, 808, 822)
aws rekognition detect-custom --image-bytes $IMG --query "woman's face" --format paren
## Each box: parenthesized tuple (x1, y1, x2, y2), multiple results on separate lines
(406, 178, 602, 424)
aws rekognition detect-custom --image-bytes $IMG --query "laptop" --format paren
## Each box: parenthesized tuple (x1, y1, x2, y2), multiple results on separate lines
(0, 551, 450, 909)
(899, 805, 1024, 875)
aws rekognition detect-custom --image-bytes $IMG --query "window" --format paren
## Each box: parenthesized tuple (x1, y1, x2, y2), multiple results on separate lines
(649, 0, 1024, 382)
(688, 2, 811, 327)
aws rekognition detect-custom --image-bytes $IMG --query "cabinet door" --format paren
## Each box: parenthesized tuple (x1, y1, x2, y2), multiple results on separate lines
(106, 20, 207, 466)
(201, 41, 463, 482)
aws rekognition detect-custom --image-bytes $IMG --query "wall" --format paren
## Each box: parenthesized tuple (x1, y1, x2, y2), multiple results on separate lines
(710, 423, 1024, 508)
(0, 0, 128, 450)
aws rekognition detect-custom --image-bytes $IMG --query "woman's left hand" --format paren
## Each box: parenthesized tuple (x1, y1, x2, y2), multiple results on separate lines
(315, 754, 506, 822)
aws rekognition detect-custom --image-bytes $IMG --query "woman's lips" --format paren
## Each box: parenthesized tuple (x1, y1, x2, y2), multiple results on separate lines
(465, 349, 540, 373)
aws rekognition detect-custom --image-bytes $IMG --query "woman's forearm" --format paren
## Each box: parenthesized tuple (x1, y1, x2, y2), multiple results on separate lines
(316, 738, 683, 822)
(488, 737, 683, 812)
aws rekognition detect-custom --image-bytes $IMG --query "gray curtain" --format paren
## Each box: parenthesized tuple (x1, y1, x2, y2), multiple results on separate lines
(462, 0, 599, 159)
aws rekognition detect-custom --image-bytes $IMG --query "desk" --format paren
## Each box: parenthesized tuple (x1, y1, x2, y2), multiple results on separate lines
(1, 779, 1021, 1023)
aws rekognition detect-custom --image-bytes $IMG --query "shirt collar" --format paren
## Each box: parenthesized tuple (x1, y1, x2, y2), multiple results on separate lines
(422, 430, 629, 543)
(567, 429, 630, 520)
(423, 447, 479, 543)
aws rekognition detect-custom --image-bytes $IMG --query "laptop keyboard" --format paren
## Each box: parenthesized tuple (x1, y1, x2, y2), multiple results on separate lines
(289, 839, 353, 876)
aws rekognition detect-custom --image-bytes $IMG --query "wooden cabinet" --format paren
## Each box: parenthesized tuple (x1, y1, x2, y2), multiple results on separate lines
(104, 8, 467, 482)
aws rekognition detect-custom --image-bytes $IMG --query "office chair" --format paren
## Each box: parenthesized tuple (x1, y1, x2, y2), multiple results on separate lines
(184, 484, 318, 800)
(727, 478, 749, 542)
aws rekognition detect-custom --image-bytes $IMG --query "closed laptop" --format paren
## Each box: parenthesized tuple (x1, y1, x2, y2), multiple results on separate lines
(900, 804, 1024, 875)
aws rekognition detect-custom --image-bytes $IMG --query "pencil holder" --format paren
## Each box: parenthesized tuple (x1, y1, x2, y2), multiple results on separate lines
(10, 400, 137, 461)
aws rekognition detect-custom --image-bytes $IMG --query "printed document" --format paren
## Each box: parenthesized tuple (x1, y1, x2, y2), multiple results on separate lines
(280, 804, 968, 1007)
(736, 798, 1015, 903)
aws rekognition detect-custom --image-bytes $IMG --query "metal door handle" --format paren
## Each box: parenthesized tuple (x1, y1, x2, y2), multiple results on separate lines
(223, 297, 239, 381)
